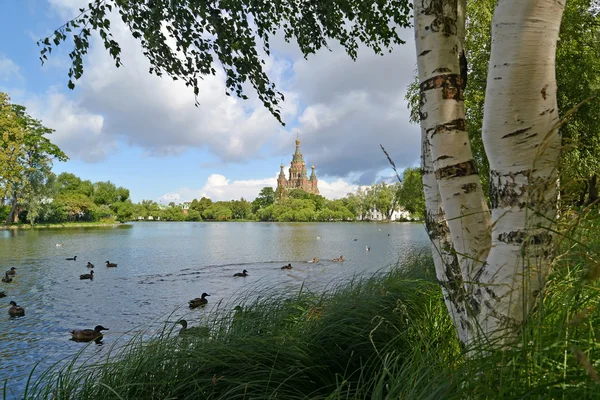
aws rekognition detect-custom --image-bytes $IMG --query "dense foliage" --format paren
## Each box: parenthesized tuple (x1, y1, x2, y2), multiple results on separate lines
(407, 0, 600, 206)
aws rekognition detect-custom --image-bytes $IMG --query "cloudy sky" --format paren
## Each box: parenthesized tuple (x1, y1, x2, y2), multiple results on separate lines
(0, 0, 420, 203)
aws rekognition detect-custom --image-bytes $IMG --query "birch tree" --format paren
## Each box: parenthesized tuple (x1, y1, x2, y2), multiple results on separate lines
(41, 0, 569, 342)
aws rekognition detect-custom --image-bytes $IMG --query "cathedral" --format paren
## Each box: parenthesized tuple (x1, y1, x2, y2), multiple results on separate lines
(276, 137, 319, 197)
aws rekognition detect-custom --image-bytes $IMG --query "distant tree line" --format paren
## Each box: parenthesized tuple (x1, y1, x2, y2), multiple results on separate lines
(132, 168, 426, 223)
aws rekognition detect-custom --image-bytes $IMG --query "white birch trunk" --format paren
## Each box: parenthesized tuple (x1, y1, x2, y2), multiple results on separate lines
(478, 0, 565, 335)
(422, 126, 472, 343)
(414, 0, 491, 338)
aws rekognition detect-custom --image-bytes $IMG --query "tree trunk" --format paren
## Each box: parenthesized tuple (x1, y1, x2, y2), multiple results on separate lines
(479, 0, 565, 335)
(588, 174, 598, 205)
(414, 0, 491, 341)
(5, 194, 18, 225)
(422, 126, 472, 343)
(414, 0, 491, 283)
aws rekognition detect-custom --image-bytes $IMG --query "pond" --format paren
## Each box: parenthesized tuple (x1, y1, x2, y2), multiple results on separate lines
(0, 221, 429, 398)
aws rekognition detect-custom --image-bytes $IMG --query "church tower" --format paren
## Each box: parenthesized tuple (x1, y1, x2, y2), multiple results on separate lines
(276, 136, 319, 198)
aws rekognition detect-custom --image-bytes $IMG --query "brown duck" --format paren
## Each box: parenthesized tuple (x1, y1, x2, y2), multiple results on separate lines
(70, 325, 109, 342)
(189, 293, 210, 309)
(8, 301, 25, 317)
(80, 270, 94, 280)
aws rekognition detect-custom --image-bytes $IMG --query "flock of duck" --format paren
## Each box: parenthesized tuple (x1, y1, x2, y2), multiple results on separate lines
(3, 237, 373, 340)
(2, 255, 118, 343)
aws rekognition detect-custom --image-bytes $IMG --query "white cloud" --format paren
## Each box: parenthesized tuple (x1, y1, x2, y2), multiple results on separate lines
(0, 56, 23, 82)
(23, 89, 116, 162)
(158, 174, 358, 203)
(39, 0, 420, 186)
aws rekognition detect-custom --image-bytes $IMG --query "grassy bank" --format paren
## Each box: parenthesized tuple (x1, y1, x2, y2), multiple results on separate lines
(16, 213, 600, 399)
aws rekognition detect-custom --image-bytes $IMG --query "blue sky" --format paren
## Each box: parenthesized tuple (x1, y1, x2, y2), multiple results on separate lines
(0, 0, 421, 203)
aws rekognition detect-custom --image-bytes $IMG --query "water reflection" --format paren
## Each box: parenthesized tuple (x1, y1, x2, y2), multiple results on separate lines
(0, 222, 428, 399)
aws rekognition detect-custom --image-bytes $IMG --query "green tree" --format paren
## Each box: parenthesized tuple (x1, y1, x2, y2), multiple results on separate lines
(230, 198, 252, 220)
(55, 173, 93, 197)
(396, 167, 425, 219)
(0, 95, 68, 224)
(252, 187, 275, 212)
(93, 181, 118, 206)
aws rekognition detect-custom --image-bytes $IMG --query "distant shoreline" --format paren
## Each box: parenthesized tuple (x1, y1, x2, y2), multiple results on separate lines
(0, 222, 122, 230)
(1, 220, 422, 230)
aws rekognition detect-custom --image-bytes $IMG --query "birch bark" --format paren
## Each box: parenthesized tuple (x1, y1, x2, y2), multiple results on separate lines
(479, 0, 565, 334)
(422, 126, 472, 343)
(414, 0, 491, 338)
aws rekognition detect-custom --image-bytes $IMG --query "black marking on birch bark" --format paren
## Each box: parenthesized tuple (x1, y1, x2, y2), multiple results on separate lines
(539, 108, 555, 116)
(427, 118, 466, 138)
(435, 155, 453, 162)
(459, 50, 467, 91)
(420, 74, 465, 101)
(489, 169, 529, 209)
(435, 160, 478, 180)
(484, 287, 498, 301)
(419, 50, 431, 57)
(515, 133, 538, 145)
(461, 183, 477, 194)
(497, 230, 553, 245)
(421, 0, 459, 37)
(541, 85, 548, 100)
(501, 126, 532, 139)
(419, 91, 428, 121)
(433, 67, 452, 73)
(494, 77, 502, 80)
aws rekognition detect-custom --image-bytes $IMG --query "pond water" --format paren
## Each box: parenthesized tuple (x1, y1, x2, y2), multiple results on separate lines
(0, 221, 429, 398)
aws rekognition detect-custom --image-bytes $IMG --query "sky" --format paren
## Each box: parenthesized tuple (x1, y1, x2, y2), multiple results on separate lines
(0, 0, 421, 203)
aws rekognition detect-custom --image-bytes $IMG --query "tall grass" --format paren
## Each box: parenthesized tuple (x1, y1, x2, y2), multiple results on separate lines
(17, 210, 600, 398)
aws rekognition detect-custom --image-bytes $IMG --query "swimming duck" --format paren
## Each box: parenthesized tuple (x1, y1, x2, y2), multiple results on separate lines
(66, 256, 77, 261)
(2, 273, 12, 283)
(56, 243, 62, 247)
(0, 291, 6, 298)
(188, 292, 210, 309)
(313, 257, 319, 263)
(281, 263, 292, 270)
(366, 246, 371, 252)
(70, 325, 109, 342)
(333, 255, 345, 262)
(105, 261, 118, 267)
(7, 267, 16, 276)
(87, 262, 95, 268)
(80, 270, 94, 280)
(177, 319, 210, 337)
(8, 301, 25, 317)
(233, 269, 248, 277)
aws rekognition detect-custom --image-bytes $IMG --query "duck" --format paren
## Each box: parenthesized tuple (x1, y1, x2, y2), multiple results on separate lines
(313, 257, 319, 263)
(8, 301, 25, 317)
(66, 256, 77, 261)
(281, 263, 292, 270)
(56, 243, 62, 247)
(105, 261, 118, 268)
(2, 273, 12, 283)
(0, 291, 6, 298)
(80, 270, 94, 280)
(70, 325, 109, 342)
(366, 246, 371, 252)
(353, 238, 358, 241)
(87, 262, 95, 268)
(177, 319, 210, 337)
(333, 255, 345, 262)
(7, 267, 16, 276)
(233, 269, 248, 277)
(188, 292, 210, 309)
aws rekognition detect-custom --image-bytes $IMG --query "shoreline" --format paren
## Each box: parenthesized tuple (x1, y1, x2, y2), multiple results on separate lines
(0, 222, 122, 230)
